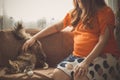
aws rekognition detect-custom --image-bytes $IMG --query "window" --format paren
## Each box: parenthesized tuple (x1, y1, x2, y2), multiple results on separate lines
(0, 0, 73, 29)
(0, 0, 119, 29)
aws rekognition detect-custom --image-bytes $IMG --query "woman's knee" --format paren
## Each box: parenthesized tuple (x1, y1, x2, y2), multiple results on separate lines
(52, 68, 70, 80)
(74, 76, 89, 80)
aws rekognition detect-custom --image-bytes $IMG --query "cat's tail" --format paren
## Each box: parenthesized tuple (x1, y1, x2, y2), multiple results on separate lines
(12, 21, 31, 40)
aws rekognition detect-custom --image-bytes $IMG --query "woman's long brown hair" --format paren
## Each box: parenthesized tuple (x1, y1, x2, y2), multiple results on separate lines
(71, 0, 106, 28)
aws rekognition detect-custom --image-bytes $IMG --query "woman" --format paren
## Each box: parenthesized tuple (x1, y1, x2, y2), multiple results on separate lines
(22, 0, 120, 80)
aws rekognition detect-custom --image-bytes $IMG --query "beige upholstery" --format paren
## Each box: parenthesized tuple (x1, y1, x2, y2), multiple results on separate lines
(0, 29, 73, 80)
(1, 27, 119, 80)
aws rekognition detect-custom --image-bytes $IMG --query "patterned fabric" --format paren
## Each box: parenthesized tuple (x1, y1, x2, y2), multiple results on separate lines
(57, 53, 120, 80)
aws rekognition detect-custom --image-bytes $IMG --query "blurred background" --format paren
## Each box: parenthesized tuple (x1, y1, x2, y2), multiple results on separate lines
(0, 0, 119, 30)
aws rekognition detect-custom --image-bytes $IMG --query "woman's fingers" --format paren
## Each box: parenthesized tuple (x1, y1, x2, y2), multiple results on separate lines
(22, 37, 36, 52)
(74, 65, 88, 78)
(22, 40, 32, 51)
(22, 41, 29, 52)
(74, 65, 79, 76)
(79, 67, 87, 76)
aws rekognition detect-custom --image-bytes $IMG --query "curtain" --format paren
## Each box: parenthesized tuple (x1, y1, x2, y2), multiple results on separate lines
(107, 0, 118, 14)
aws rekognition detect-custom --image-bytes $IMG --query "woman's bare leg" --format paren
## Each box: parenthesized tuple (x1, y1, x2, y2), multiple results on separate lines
(50, 68, 71, 80)
(74, 76, 89, 80)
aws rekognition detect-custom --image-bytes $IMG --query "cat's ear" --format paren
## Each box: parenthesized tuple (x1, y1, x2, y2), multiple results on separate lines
(9, 60, 14, 66)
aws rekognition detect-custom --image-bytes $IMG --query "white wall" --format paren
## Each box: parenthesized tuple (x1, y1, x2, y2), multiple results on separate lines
(0, 0, 3, 15)
(3, 0, 73, 22)
(105, 0, 109, 5)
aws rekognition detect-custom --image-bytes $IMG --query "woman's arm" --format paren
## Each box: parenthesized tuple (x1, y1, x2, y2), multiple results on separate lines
(84, 27, 110, 64)
(74, 27, 110, 78)
(32, 20, 64, 40)
(22, 20, 64, 51)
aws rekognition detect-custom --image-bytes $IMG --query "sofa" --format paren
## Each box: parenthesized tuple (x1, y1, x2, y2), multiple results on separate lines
(0, 28, 74, 80)
(0, 26, 120, 80)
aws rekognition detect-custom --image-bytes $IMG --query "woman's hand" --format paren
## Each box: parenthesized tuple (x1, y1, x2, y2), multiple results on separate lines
(73, 60, 89, 80)
(22, 37, 36, 52)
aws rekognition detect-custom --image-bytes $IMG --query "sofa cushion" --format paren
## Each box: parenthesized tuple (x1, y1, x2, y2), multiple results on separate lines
(0, 68, 54, 80)
(39, 31, 73, 67)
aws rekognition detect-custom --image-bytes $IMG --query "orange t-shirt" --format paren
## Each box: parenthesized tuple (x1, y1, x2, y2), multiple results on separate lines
(63, 6, 120, 57)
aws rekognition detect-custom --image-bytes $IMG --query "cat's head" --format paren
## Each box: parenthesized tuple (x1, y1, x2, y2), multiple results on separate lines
(8, 60, 20, 74)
